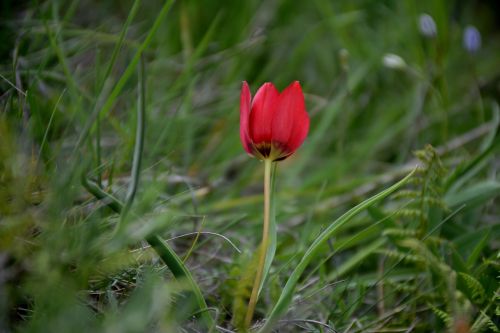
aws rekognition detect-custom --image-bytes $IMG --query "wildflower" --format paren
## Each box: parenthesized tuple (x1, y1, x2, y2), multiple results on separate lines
(419, 13, 437, 38)
(239, 81, 309, 327)
(240, 81, 309, 161)
(463, 25, 481, 53)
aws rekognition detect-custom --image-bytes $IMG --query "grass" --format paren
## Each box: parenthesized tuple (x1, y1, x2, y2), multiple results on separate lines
(1, 0, 499, 332)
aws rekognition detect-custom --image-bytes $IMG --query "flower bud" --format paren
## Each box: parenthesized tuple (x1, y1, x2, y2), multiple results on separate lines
(418, 13, 437, 38)
(463, 25, 481, 53)
(240, 81, 309, 161)
(382, 53, 406, 70)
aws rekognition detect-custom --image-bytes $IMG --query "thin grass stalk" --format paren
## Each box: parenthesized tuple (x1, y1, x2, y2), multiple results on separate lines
(119, 55, 146, 227)
(95, 111, 102, 187)
(94, 0, 140, 186)
(100, 0, 141, 92)
(43, 15, 78, 99)
(38, 89, 66, 163)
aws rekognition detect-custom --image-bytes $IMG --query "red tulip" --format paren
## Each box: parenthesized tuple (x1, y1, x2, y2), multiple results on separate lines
(239, 81, 309, 161)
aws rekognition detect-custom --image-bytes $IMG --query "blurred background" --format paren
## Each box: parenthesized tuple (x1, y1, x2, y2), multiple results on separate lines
(1, 0, 499, 332)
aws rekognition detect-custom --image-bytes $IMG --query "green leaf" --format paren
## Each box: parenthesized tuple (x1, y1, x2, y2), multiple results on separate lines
(326, 238, 386, 282)
(257, 169, 416, 333)
(458, 272, 486, 304)
(454, 225, 500, 257)
(466, 231, 491, 268)
(445, 102, 500, 193)
(445, 180, 500, 209)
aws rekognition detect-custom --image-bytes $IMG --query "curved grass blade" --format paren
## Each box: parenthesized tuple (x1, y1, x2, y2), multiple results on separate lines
(326, 238, 386, 282)
(81, 55, 214, 328)
(118, 55, 146, 226)
(81, 177, 214, 328)
(257, 169, 416, 333)
(445, 102, 500, 192)
(145, 234, 216, 329)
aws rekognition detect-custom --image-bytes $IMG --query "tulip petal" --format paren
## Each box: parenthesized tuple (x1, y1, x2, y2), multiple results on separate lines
(272, 81, 308, 153)
(249, 82, 279, 145)
(288, 106, 309, 152)
(239, 81, 253, 155)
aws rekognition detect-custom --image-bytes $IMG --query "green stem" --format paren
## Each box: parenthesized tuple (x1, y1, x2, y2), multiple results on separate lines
(119, 55, 146, 226)
(96, 111, 102, 188)
(245, 159, 272, 328)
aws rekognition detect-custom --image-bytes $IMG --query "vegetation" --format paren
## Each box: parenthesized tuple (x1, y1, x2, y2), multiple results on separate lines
(1, 0, 499, 332)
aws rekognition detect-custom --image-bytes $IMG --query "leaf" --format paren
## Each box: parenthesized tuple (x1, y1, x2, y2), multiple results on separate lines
(445, 102, 500, 193)
(429, 304, 452, 326)
(257, 169, 416, 333)
(445, 180, 500, 209)
(326, 238, 386, 282)
(454, 225, 500, 258)
(466, 231, 490, 268)
(458, 272, 486, 304)
(471, 310, 500, 333)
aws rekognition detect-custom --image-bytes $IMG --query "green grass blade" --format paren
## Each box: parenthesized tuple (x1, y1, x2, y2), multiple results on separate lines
(145, 234, 216, 328)
(326, 238, 386, 282)
(43, 17, 78, 99)
(466, 231, 490, 268)
(37, 88, 66, 161)
(119, 55, 146, 225)
(81, 175, 123, 213)
(75, 0, 175, 149)
(100, 0, 141, 91)
(257, 169, 416, 333)
(81, 177, 214, 328)
(445, 103, 500, 192)
(445, 180, 500, 210)
(81, 54, 214, 329)
(302, 201, 408, 284)
(93, 0, 140, 186)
